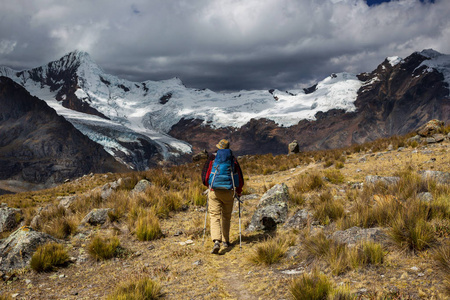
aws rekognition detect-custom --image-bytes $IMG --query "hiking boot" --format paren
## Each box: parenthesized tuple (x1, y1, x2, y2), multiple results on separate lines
(211, 241, 220, 254)
(222, 242, 230, 248)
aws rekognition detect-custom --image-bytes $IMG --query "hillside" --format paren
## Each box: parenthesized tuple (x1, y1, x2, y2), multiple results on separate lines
(0, 129, 449, 299)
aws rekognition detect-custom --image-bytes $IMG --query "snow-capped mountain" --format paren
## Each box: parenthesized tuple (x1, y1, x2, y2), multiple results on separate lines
(1, 49, 449, 166)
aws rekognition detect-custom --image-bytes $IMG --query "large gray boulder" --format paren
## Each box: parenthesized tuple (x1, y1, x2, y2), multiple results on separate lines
(365, 175, 400, 186)
(284, 209, 313, 230)
(58, 195, 79, 210)
(131, 179, 152, 194)
(419, 170, 450, 185)
(0, 226, 59, 271)
(331, 226, 387, 246)
(0, 205, 23, 233)
(247, 183, 289, 231)
(80, 208, 113, 226)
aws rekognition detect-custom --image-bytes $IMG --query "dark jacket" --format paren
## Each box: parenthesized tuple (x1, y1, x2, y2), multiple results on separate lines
(201, 150, 244, 195)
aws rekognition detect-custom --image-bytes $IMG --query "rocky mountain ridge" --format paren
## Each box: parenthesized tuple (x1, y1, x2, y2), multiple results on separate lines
(0, 49, 449, 169)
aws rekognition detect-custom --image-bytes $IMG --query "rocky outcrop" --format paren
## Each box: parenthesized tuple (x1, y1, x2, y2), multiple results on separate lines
(288, 140, 300, 154)
(0, 226, 59, 271)
(247, 183, 289, 231)
(417, 119, 445, 137)
(192, 149, 208, 162)
(0, 76, 126, 186)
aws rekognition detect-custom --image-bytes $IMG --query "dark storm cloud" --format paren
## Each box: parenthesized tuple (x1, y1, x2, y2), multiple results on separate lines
(0, 0, 449, 91)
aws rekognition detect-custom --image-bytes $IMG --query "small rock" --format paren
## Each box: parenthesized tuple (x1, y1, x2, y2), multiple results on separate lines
(433, 133, 445, 143)
(148, 245, 155, 250)
(281, 268, 303, 275)
(418, 192, 433, 202)
(284, 209, 312, 230)
(357, 288, 368, 295)
(80, 208, 113, 226)
(193, 260, 203, 266)
(185, 240, 194, 245)
(426, 137, 436, 144)
(418, 273, 425, 277)
(410, 266, 419, 272)
(365, 175, 400, 186)
(179, 242, 186, 246)
(131, 179, 152, 194)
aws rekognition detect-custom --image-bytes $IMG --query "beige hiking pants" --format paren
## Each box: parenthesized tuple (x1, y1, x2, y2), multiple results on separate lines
(209, 189, 234, 243)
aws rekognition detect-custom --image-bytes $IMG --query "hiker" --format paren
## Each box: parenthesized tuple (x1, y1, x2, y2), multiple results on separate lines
(201, 139, 244, 254)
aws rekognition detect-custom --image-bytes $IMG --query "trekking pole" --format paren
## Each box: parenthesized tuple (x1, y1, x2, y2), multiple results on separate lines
(202, 191, 209, 246)
(230, 165, 242, 250)
(237, 195, 242, 251)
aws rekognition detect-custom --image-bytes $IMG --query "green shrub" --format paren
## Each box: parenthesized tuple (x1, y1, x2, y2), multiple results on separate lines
(289, 269, 332, 300)
(88, 234, 121, 261)
(30, 242, 70, 272)
(135, 210, 162, 241)
(107, 277, 162, 300)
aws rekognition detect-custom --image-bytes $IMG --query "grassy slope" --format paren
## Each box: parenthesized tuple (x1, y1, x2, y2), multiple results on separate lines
(0, 136, 449, 299)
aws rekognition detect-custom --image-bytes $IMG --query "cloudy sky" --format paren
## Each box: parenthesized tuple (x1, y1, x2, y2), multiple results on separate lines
(0, 0, 448, 91)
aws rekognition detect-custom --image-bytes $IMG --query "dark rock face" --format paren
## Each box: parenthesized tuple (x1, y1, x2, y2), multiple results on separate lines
(0, 76, 126, 185)
(170, 51, 450, 155)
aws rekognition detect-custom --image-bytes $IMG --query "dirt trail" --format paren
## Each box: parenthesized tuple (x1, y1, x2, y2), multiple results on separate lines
(218, 262, 256, 300)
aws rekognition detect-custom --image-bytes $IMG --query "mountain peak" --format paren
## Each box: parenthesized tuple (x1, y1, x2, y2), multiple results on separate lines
(56, 50, 97, 68)
(419, 48, 442, 59)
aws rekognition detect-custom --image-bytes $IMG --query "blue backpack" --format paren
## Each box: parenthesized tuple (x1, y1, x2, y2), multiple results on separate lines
(208, 149, 240, 190)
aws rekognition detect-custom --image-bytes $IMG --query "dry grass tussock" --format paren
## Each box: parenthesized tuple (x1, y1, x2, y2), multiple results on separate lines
(29, 242, 70, 272)
(1, 128, 450, 299)
(106, 277, 163, 300)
